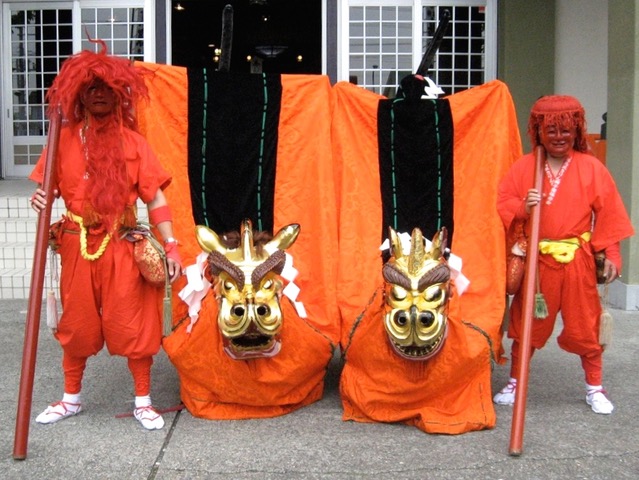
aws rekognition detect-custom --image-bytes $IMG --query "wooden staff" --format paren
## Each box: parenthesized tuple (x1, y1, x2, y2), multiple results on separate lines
(509, 144, 545, 456)
(13, 106, 62, 460)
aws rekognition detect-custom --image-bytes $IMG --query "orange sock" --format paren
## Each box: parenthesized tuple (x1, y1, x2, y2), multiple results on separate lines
(62, 353, 87, 394)
(127, 357, 153, 396)
(509, 340, 536, 379)
(581, 353, 603, 386)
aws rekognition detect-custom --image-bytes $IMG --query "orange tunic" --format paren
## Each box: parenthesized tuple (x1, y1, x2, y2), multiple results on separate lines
(29, 126, 171, 358)
(497, 150, 634, 353)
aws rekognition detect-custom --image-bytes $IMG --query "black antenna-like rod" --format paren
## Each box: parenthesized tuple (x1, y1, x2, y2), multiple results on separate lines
(415, 9, 451, 77)
(219, 5, 234, 72)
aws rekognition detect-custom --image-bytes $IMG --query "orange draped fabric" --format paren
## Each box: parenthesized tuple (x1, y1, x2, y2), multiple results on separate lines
(136, 63, 339, 418)
(333, 80, 522, 434)
(163, 299, 334, 419)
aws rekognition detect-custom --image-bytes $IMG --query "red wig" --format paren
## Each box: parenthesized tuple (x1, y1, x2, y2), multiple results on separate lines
(47, 39, 151, 230)
(527, 95, 588, 153)
(46, 38, 149, 131)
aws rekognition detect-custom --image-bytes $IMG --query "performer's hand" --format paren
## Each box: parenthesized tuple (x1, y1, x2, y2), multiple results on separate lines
(602, 258, 618, 284)
(164, 242, 182, 283)
(166, 258, 182, 283)
(30, 188, 47, 213)
(525, 188, 541, 214)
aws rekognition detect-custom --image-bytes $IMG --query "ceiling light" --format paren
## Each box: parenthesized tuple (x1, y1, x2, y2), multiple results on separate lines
(255, 45, 288, 58)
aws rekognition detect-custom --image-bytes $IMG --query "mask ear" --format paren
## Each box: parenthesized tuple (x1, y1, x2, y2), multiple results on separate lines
(264, 223, 300, 254)
(195, 225, 227, 255)
(430, 227, 448, 259)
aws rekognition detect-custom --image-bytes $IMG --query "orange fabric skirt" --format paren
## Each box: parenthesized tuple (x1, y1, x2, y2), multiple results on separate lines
(164, 298, 334, 419)
(340, 287, 495, 434)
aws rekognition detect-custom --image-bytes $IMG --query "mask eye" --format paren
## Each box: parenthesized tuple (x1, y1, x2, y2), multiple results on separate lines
(224, 281, 236, 292)
(396, 311, 408, 326)
(424, 286, 443, 302)
(263, 279, 273, 290)
(418, 311, 435, 328)
(391, 285, 407, 301)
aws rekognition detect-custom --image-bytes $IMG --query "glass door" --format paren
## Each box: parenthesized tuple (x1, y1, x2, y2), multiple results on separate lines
(1, 1, 149, 179)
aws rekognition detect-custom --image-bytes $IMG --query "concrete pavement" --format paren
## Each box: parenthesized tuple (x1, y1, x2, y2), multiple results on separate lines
(1, 298, 638, 479)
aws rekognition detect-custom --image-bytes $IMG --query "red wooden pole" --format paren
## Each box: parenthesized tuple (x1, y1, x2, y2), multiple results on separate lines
(13, 106, 62, 460)
(509, 145, 545, 456)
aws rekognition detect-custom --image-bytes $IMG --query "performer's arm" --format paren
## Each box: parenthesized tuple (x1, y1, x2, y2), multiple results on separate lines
(148, 189, 182, 281)
(602, 242, 621, 283)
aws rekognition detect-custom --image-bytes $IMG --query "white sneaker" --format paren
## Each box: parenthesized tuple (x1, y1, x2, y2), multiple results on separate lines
(493, 380, 517, 406)
(35, 401, 82, 424)
(586, 389, 614, 414)
(134, 405, 165, 430)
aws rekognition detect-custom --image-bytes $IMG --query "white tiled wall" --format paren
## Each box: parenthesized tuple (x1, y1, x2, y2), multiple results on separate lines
(0, 192, 65, 299)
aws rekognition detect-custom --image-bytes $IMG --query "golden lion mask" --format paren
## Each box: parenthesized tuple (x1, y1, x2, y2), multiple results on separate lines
(382, 226, 451, 361)
(196, 219, 300, 360)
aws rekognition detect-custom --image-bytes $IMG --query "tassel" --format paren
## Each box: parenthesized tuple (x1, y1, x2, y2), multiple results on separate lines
(534, 293, 548, 318)
(599, 284, 613, 349)
(533, 264, 548, 319)
(599, 310, 613, 349)
(46, 290, 59, 331)
(46, 248, 60, 331)
(163, 282, 173, 337)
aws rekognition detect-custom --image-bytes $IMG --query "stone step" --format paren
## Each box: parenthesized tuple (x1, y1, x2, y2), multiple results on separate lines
(0, 265, 58, 300)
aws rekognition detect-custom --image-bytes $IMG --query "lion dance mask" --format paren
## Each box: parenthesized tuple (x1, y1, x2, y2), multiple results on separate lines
(195, 219, 300, 360)
(382, 227, 451, 361)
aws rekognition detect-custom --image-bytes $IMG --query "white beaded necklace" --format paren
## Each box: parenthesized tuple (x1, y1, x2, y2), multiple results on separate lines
(544, 156, 572, 205)
(79, 125, 90, 180)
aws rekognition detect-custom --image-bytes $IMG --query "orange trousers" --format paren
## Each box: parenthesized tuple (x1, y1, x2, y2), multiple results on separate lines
(508, 247, 604, 385)
(55, 222, 163, 359)
(55, 221, 162, 396)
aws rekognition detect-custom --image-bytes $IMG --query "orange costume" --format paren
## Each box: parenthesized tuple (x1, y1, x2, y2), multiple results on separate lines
(30, 127, 171, 365)
(494, 94, 634, 415)
(497, 149, 634, 381)
(136, 64, 338, 419)
(30, 42, 180, 430)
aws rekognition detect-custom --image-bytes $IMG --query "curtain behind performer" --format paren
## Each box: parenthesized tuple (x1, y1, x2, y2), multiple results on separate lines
(187, 70, 281, 233)
(378, 98, 454, 245)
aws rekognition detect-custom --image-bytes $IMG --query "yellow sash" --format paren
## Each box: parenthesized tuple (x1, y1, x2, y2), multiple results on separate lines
(538, 232, 591, 263)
